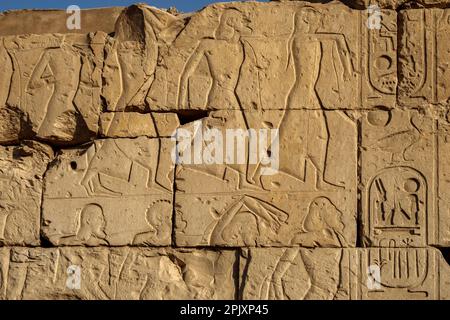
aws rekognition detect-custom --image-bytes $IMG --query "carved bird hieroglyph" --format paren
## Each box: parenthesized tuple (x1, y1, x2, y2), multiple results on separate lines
(368, 115, 428, 163)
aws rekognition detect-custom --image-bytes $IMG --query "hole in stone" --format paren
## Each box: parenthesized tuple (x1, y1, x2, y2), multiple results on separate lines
(70, 161, 78, 170)
(176, 110, 209, 125)
(40, 234, 54, 248)
(439, 247, 450, 266)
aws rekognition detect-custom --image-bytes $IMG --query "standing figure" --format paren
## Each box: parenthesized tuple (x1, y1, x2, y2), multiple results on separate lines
(279, 7, 354, 189)
(28, 42, 81, 138)
(177, 9, 256, 190)
(178, 9, 246, 111)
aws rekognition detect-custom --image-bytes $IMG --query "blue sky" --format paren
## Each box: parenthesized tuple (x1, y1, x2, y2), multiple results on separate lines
(0, 0, 269, 13)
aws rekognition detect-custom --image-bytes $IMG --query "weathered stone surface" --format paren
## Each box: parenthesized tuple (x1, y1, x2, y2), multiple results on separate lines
(398, 8, 450, 107)
(174, 109, 357, 247)
(103, 5, 183, 112)
(1, 33, 106, 145)
(274, 0, 450, 9)
(99, 112, 180, 138)
(102, 2, 397, 111)
(361, 108, 450, 248)
(437, 118, 450, 246)
(0, 141, 53, 245)
(0, 7, 124, 36)
(361, 109, 436, 247)
(240, 247, 450, 300)
(0, 108, 22, 145)
(42, 137, 174, 246)
(1, 0, 450, 301)
(0, 247, 236, 300)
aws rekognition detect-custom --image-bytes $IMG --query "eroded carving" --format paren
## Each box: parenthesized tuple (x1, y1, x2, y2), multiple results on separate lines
(362, 109, 436, 247)
(3, 33, 106, 144)
(175, 109, 357, 247)
(240, 247, 450, 300)
(0, 247, 236, 300)
(398, 8, 450, 106)
(0, 141, 53, 245)
(1, 0, 450, 302)
(42, 137, 174, 246)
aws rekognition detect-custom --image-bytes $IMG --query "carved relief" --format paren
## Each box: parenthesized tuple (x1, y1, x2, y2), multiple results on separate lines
(3, 33, 106, 144)
(146, 2, 363, 111)
(240, 248, 343, 300)
(178, 9, 247, 110)
(0, 38, 12, 108)
(351, 248, 449, 300)
(174, 109, 357, 247)
(368, 167, 427, 247)
(0, 37, 20, 144)
(361, 7, 397, 108)
(1, 1, 450, 302)
(286, 7, 356, 110)
(398, 8, 450, 106)
(362, 109, 435, 246)
(0, 142, 53, 245)
(42, 137, 174, 246)
(398, 9, 431, 104)
(103, 5, 182, 112)
(240, 247, 450, 300)
(0, 248, 236, 300)
(99, 112, 179, 138)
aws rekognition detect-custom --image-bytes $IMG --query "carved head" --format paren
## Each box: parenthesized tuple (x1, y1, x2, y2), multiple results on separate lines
(145, 200, 172, 234)
(215, 9, 245, 40)
(79, 203, 106, 239)
(294, 7, 322, 33)
(303, 197, 345, 233)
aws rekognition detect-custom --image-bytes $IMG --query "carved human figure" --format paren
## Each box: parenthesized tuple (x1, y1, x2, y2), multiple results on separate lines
(178, 9, 246, 110)
(206, 195, 289, 245)
(264, 197, 346, 299)
(292, 196, 347, 247)
(177, 10, 260, 190)
(178, 9, 255, 189)
(278, 7, 354, 189)
(57, 204, 108, 246)
(105, 6, 176, 136)
(113, 6, 174, 111)
(27, 43, 81, 137)
(132, 201, 171, 245)
(80, 139, 163, 196)
(375, 176, 421, 227)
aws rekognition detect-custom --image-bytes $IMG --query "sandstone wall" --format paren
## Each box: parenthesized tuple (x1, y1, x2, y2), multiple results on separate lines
(0, 0, 450, 300)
